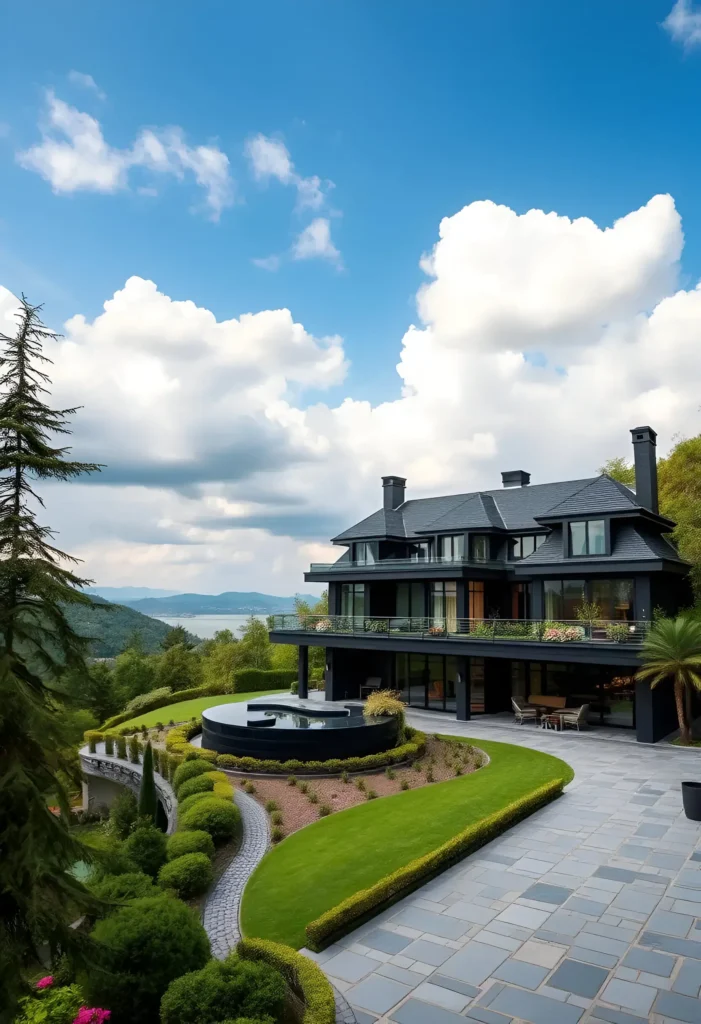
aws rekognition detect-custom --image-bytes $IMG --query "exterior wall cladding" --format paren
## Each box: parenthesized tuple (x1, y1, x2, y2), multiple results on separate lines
(269, 427, 693, 744)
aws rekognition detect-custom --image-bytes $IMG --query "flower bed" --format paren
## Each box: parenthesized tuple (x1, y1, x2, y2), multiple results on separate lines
(236, 736, 484, 839)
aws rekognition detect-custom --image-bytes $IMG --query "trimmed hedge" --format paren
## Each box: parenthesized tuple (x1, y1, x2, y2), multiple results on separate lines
(177, 773, 215, 800)
(124, 686, 172, 714)
(166, 830, 215, 861)
(89, 871, 158, 902)
(172, 757, 215, 794)
(305, 778, 565, 950)
(231, 668, 297, 693)
(158, 852, 213, 899)
(237, 937, 335, 1024)
(216, 728, 427, 775)
(212, 780, 234, 801)
(99, 670, 294, 731)
(177, 791, 214, 817)
(85, 730, 102, 753)
(179, 796, 241, 843)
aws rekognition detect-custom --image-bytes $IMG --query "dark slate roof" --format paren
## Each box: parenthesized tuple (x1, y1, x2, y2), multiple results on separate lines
(334, 476, 599, 541)
(537, 475, 639, 519)
(333, 506, 406, 542)
(423, 493, 506, 532)
(518, 523, 685, 566)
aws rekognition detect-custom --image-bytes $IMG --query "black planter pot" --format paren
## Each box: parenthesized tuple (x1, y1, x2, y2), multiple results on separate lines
(681, 781, 701, 821)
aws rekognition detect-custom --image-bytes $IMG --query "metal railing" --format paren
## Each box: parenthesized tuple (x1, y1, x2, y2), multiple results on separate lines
(269, 614, 650, 646)
(308, 556, 507, 572)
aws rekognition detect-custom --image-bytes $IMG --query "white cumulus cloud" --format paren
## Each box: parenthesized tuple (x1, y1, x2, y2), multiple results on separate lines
(664, 0, 701, 47)
(3, 192, 701, 594)
(245, 133, 331, 211)
(67, 70, 106, 100)
(293, 218, 342, 265)
(17, 91, 234, 220)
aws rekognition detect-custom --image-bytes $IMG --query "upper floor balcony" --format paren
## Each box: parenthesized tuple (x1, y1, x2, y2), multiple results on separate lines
(269, 613, 649, 647)
(305, 554, 509, 582)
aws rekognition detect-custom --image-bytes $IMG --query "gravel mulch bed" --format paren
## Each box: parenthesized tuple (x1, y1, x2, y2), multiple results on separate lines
(226, 736, 484, 840)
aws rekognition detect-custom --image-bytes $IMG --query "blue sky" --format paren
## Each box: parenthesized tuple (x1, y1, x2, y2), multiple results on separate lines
(1, 1, 701, 593)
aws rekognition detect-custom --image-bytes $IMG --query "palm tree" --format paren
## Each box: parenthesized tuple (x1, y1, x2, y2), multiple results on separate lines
(636, 617, 701, 744)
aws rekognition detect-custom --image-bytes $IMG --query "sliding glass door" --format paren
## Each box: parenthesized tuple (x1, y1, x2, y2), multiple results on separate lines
(395, 653, 460, 711)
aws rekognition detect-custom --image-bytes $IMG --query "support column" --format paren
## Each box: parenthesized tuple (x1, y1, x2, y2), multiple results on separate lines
(456, 658, 470, 721)
(298, 645, 309, 700)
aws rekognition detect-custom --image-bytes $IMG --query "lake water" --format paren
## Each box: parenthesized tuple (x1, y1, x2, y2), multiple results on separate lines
(149, 613, 268, 640)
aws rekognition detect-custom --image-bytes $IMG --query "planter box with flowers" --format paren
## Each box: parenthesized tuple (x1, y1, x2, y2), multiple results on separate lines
(427, 625, 446, 637)
(543, 624, 585, 642)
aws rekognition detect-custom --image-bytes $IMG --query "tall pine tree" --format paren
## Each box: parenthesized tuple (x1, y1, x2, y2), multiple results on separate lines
(0, 297, 102, 1018)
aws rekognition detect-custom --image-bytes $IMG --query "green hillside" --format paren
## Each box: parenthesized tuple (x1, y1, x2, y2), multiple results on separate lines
(64, 597, 201, 657)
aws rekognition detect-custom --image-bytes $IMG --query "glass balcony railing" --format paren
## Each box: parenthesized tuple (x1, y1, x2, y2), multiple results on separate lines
(308, 556, 507, 572)
(269, 614, 650, 646)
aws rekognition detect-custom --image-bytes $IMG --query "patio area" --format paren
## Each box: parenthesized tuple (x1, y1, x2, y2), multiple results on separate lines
(307, 709, 701, 1024)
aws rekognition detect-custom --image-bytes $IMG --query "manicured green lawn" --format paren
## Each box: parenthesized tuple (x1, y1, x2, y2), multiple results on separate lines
(118, 689, 287, 729)
(241, 737, 573, 949)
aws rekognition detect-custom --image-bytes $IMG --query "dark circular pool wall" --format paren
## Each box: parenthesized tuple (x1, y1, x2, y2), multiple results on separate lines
(201, 702, 400, 761)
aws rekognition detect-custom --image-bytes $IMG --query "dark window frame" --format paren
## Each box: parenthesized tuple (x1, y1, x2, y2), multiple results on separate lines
(567, 518, 609, 558)
(509, 534, 546, 560)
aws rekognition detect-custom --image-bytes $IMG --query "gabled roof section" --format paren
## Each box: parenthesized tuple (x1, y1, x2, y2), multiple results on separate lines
(332, 507, 406, 543)
(419, 493, 506, 533)
(537, 475, 639, 520)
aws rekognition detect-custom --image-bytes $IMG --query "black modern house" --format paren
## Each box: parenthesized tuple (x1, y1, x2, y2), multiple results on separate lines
(269, 427, 691, 743)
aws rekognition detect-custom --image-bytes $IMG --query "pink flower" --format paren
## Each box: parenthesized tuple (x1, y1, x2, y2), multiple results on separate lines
(73, 1009, 111, 1024)
(35, 976, 54, 990)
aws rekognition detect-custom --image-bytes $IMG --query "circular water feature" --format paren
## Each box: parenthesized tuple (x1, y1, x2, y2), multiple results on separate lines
(201, 701, 399, 761)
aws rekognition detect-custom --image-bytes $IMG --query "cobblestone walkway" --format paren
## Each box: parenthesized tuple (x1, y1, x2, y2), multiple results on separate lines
(203, 788, 270, 959)
(307, 714, 701, 1024)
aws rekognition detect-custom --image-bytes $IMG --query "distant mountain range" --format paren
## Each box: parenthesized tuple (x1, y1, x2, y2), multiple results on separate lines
(87, 588, 318, 616)
(85, 586, 182, 602)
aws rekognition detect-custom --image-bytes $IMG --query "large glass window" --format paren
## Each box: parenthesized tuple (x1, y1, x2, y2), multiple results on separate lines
(470, 535, 490, 561)
(440, 535, 464, 562)
(569, 520, 606, 556)
(353, 541, 377, 565)
(509, 535, 546, 559)
(396, 582, 425, 618)
(431, 581, 457, 630)
(410, 541, 430, 562)
(468, 580, 485, 620)
(543, 579, 633, 620)
(589, 579, 634, 620)
(340, 583, 364, 618)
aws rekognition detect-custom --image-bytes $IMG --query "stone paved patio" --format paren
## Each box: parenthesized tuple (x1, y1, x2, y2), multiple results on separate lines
(306, 711, 701, 1024)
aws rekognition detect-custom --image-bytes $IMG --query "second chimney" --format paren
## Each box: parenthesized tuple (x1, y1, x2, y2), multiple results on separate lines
(502, 470, 531, 488)
(630, 426, 658, 514)
(382, 476, 406, 510)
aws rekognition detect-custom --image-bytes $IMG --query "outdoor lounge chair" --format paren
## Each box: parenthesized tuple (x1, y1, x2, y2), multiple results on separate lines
(511, 697, 538, 724)
(360, 677, 382, 699)
(561, 704, 590, 731)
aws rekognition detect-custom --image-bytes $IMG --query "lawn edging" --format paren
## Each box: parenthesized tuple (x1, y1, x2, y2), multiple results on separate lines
(237, 937, 335, 1024)
(305, 776, 564, 951)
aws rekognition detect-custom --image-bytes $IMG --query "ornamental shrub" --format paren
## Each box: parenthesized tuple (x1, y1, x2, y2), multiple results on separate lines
(104, 734, 115, 756)
(212, 781, 234, 801)
(172, 758, 215, 794)
(14, 983, 84, 1024)
(128, 735, 140, 764)
(123, 824, 167, 877)
(179, 796, 240, 844)
(157, 852, 213, 898)
(86, 896, 210, 1024)
(116, 736, 127, 760)
(166, 829, 215, 861)
(237, 937, 335, 1024)
(109, 789, 138, 840)
(124, 686, 172, 714)
(89, 871, 158, 902)
(159, 954, 285, 1024)
(230, 667, 297, 693)
(177, 773, 215, 800)
(177, 791, 212, 817)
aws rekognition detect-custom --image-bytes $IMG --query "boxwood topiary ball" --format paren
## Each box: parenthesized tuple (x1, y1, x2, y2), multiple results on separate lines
(172, 758, 217, 795)
(157, 852, 213, 898)
(177, 773, 216, 800)
(179, 796, 241, 844)
(166, 829, 215, 861)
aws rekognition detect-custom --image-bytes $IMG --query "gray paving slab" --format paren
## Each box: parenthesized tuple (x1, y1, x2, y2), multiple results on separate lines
(362, 928, 412, 955)
(345, 975, 411, 1014)
(314, 715, 701, 1024)
(673, 958, 701, 997)
(653, 988, 701, 1023)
